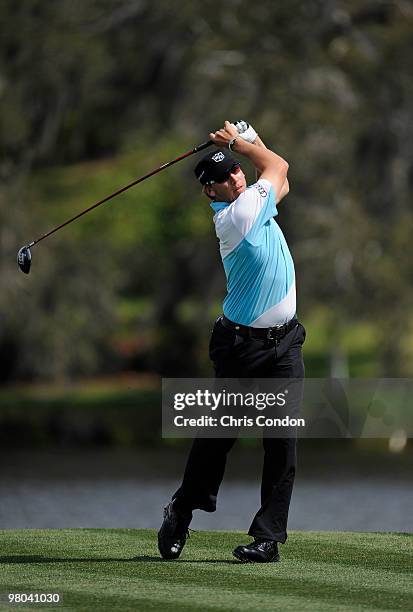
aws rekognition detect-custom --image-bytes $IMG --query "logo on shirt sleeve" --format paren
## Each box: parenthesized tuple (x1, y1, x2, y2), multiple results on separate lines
(255, 184, 268, 198)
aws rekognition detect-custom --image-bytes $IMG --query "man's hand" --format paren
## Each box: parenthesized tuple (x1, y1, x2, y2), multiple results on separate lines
(209, 121, 238, 148)
(209, 120, 258, 149)
(232, 120, 258, 144)
(210, 121, 289, 200)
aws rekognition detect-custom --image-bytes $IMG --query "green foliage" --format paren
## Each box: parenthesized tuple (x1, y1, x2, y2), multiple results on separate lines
(1, 0, 412, 380)
(0, 383, 161, 447)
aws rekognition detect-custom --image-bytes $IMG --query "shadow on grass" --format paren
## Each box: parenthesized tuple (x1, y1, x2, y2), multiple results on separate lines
(0, 555, 237, 564)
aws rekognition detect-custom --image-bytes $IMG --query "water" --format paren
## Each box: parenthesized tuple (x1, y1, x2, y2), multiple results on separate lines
(1, 449, 412, 532)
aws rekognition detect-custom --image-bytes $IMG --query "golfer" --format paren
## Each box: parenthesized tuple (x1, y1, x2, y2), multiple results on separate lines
(158, 120, 306, 563)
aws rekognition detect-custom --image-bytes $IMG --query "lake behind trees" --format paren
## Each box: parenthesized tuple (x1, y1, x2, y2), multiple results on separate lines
(1, 444, 411, 533)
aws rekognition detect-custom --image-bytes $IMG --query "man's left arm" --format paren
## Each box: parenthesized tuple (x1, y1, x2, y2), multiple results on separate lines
(254, 135, 289, 203)
(277, 177, 289, 202)
(232, 120, 290, 204)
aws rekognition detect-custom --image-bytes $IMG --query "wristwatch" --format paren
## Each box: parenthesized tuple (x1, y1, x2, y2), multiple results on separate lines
(228, 137, 238, 151)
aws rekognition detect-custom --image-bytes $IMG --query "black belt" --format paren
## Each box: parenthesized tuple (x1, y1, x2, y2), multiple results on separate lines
(221, 315, 298, 342)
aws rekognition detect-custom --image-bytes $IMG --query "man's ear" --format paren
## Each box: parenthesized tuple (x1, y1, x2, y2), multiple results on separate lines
(203, 185, 216, 200)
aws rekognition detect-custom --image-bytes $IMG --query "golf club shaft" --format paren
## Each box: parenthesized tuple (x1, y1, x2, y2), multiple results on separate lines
(28, 139, 213, 248)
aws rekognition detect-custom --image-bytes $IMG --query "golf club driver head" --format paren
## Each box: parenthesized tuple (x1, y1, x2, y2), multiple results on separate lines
(17, 245, 32, 274)
(13, 139, 213, 277)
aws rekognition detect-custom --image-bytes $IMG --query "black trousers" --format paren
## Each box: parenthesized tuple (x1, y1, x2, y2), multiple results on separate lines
(173, 316, 306, 543)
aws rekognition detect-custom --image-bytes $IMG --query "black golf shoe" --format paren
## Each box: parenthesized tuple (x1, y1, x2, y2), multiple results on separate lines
(158, 500, 192, 560)
(233, 539, 280, 563)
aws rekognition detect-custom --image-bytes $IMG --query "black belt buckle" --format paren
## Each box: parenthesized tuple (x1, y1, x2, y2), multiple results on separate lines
(266, 324, 283, 343)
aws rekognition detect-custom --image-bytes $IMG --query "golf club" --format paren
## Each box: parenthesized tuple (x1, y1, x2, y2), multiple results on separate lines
(17, 139, 213, 274)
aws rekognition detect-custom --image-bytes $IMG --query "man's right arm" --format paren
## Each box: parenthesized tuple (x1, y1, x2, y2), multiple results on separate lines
(209, 121, 289, 202)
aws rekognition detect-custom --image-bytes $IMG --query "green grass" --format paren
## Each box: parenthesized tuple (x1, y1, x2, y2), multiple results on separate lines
(0, 530, 411, 611)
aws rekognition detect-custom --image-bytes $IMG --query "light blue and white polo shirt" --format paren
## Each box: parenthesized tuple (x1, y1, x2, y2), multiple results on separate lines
(210, 178, 296, 327)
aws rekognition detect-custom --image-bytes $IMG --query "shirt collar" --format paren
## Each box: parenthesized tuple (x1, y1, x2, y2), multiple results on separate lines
(210, 200, 230, 213)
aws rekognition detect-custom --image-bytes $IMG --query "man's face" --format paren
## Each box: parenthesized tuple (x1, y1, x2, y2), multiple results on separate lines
(205, 166, 247, 203)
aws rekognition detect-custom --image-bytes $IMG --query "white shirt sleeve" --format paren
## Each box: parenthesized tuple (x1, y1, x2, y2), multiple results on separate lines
(230, 179, 277, 244)
(214, 179, 278, 258)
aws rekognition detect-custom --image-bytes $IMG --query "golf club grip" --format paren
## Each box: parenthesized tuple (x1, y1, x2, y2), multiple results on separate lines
(193, 139, 213, 153)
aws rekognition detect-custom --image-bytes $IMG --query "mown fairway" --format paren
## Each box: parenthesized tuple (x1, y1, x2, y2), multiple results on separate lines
(0, 529, 411, 611)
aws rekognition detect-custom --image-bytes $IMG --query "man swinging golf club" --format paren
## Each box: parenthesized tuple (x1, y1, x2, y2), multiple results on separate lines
(158, 120, 306, 563)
